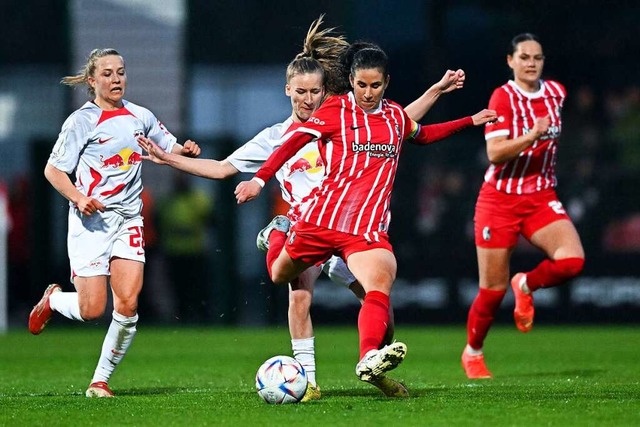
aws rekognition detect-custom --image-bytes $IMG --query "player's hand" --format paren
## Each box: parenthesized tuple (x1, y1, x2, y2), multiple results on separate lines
(181, 140, 201, 158)
(235, 179, 263, 204)
(138, 136, 169, 165)
(471, 109, 498, 126)
(76, 196, 105, 216)
(531, 115, 551, 139)
(437, 69, 465, 93)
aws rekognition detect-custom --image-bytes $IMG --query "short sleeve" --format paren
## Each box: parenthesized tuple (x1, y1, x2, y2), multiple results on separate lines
(143, 109, 178, 153)
(48, 112, 91, 174)
(484, 87, 511, 140)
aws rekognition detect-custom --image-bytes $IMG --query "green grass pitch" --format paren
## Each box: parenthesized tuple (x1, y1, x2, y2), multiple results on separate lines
(1, 325, 639, 426)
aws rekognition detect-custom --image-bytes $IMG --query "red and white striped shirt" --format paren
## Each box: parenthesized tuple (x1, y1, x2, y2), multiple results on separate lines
(255, 92, 473, 240)
(483, 79, 566, 194)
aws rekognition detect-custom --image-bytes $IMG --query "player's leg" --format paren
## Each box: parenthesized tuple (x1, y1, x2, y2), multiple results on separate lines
(86, 217, 145, 398)
(511, 218, 585, 332)
(288, 266, 322, 401)
(347, 248, 406, 394)
(526, 219, 585, 289)
(29, 209, 112, 334)
(323, 256, 395, 346)
(512, 194, 585, 333)
(86, 258, 143, 398)
(462, 246, 511, 379)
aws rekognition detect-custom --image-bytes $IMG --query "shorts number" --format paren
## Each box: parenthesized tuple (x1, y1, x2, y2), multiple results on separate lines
(128, 226, 145, 248)
(548, 200, 566, 215)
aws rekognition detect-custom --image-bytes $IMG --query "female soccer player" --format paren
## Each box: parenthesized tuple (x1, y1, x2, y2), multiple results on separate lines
(139, 16, 471, 399)
(461, 33, 585, 379)
(235, 43, 496, 394)
(28, 48, 201, 397)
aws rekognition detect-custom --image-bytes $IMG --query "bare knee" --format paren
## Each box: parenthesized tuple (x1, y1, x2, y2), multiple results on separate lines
(114, 298, 138, 318)
(79, 304, 106, 321)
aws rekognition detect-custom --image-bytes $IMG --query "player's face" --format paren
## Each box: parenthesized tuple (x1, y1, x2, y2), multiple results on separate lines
(508, 40, 544, 90)
(350, 68, 389, 112)
(89, 55, 127, 109)
(286, 72, 325, 123)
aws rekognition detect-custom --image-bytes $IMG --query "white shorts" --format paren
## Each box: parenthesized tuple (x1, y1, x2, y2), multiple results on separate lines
(67, 208, 145, 280)
(321, 255, 356, 288)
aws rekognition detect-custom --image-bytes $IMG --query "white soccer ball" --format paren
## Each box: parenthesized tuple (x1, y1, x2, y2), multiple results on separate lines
(255, 355, 307, 404)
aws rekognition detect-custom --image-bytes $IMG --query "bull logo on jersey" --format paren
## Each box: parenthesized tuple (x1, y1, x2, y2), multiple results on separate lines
(133, 129, 145, 139)
(100, 147, 143, 170)
(287, 151, 324, 177)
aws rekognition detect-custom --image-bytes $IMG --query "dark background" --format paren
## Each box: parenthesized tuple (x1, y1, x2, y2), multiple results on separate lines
(2, 0, 639, 326)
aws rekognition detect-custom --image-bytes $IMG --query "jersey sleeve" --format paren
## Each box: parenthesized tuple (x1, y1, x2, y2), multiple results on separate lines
(409, 116, 474, 145)
(142, 109, 178, 153)
(484, 87, 511, 140)
(226, 122, 292, 173)
(294, 96, 343, 142)
(47, 112, 91, 174)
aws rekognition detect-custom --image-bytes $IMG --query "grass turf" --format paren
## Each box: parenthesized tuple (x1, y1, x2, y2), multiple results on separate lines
(1, 325, 639, 426)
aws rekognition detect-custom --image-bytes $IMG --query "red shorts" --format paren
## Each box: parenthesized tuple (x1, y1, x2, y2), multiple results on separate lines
(284, 221, 393, 265)
(474, 182, 571, 248)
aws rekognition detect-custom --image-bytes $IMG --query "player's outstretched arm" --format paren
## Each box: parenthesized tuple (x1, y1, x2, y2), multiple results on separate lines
(404, 69, 466, 121)
(138, 136, 239, 180)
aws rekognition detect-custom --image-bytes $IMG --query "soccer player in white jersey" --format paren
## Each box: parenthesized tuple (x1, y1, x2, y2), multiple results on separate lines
(28, 48, 201, 397)
(139, 17, 472, 400)
(461, 33, 585, 379)
(235, 43, 496, 396)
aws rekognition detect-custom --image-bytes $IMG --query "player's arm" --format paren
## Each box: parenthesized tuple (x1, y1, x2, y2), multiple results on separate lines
(44, 163, 105, 215)
(235, 131, 314, 204)
(404, 69, 465, 121)
(138, 136, 238, 179)
(410, 109, 497, 145)
(486, 115, 550, 163)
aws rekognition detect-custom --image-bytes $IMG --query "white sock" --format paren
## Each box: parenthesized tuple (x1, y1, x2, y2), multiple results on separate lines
(91, 311, 138, 384)
(292, 337, 316, 386)
(49, 292, 84, 321)
(465, 344, 483, 356)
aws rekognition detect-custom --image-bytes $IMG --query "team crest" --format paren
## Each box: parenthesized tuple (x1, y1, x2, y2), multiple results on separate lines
(133, 129, 145, 138)
(482, 226, 491, 241)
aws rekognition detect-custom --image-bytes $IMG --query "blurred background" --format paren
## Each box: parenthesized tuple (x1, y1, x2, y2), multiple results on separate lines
(1, 0, 639, 330)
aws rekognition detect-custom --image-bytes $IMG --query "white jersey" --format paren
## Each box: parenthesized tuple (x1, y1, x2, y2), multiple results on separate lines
(227, 117, 356, 288)
(48, 100, 177, 217)
(226, 117, 324, 222)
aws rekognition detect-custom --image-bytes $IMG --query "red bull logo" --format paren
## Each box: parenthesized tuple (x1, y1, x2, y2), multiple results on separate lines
(287, 151, 324, 177)
(101, 148, 142, 170)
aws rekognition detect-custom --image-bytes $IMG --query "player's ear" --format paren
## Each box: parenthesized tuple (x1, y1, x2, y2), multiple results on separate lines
(285, 84, 291, 96)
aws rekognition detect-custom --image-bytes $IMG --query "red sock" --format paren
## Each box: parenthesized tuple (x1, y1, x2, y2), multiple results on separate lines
(526, 257, 584, 291)
(266, 230, 286, 280)
(358, 291, 390, 359)
(467, 288, 506, 350)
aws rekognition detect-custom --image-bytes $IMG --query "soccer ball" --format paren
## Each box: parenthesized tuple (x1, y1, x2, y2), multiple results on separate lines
(255, 355, 307, 404)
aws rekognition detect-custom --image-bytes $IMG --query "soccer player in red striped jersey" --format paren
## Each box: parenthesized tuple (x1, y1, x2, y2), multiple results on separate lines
(462, 34, 585, 379)
(236, 43, 496, 394)
(28, 48, 201, 397)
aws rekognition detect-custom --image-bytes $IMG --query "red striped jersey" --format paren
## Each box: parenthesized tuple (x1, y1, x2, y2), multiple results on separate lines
(48, 100, 177, 217)
(258, 92, 415, 241)
(483, 79, 566, 194)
